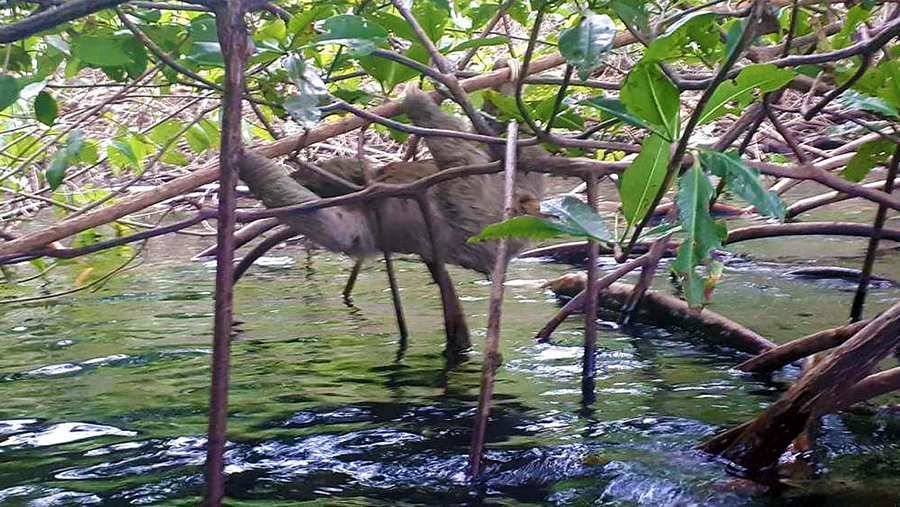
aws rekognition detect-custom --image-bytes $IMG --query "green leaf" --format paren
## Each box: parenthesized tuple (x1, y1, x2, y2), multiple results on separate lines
(447, 36, 509, 53)
(412, 1, 449, 43)
(698, 64, 796, 125)
(71, 36, 135, 66)
(46, 131, 84, 191)
(107, 139, 139, 172)
(319, 14, 388, 56)
(724, 18, 748, 59)
(540, 196, 613, 242)
(579, 96, 669, 139)
(610, 0, 650, 34)
(188, 41, 225, 67)
(159, 149, 189, 166)
(838, 90, 899, 117)
(558, 12, 616, 78)
(841, 139, 894, 182)
(185, 126, 211, 153)
(468, 216, 570, 243)
(34, 91, 58, 126)
(0, 74, 22, 112)
(482, 89, 530, 122)
(188, 16, 224, 67)
(78, 141, 99, 165)
(258, 18, 287, 42)
(831, 5, 870, 49)
(365, 11, 418, 42)
(198, 119, 221, 148)
(645, 11, 718, 61)
(148, 119, 186, 146)
(620, 134, 671, 227)
(466, 4, 502, 31)
(673, 164, 726, 307)
(285, 93, 321, 128)
(428, 0, 451, 12)
(44, 35, 70, 55)
(284, 56, 326, 119)
(701, 149, 785, 218)
(468, 196, 612, 244)
(620, 62, 680, 138)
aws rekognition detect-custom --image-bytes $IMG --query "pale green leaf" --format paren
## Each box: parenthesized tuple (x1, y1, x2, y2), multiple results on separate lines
(841, 139, 894, 182)
(838, 90, 899, 117)
(620, 62, 680, 138)
(673, 164, 727, 307)
(698, 64, 796, 125)
(71, 36, 134, 66)
(558, 12, 616, 77)
(701, 149, 785, 218)
(620, 134, 671, 226)
(34, 90, 57, 126)
(0, 74, 22, 112)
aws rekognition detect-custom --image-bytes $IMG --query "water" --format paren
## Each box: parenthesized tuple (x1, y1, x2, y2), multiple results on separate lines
(1, 226, 900, 506)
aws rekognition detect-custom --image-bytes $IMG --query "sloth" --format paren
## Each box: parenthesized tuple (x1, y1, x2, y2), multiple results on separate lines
(237, 86, 545, 351)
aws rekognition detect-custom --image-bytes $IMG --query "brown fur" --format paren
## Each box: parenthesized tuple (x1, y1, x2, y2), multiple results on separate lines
(238, 87, 545, 274)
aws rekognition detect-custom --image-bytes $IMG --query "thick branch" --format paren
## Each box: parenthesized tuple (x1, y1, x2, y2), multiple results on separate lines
(0, 0, 131, 43)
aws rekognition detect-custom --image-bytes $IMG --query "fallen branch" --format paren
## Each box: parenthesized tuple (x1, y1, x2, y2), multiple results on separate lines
(708, 299, 900, 470)
(735, 320, 870, 373)
(543, 274, 775, 355)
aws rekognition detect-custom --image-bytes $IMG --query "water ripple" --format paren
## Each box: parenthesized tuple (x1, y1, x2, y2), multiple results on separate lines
(0, 422, 137, 449)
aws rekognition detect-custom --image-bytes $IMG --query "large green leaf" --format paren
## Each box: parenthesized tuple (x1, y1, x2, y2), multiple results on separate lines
(366, 11, 419, 42)
(838, 90, 899, 118)
(0, 74, 21, 112)
(620, 134, 671, 227)
(558, 12, 616, 78)
(467, 216, 575, 243)
(579, 96, 669, 139)
(187, 16, 224, 67)
(34, 90, 57, 126)
(701, 149, 785, 219)
(71, 35, 134, 67)
(610, 0, 650, 34)
(185, 126, 211, 153)
(841, 139, 894, 182)
(697, 64, 796, 126)
(831, 5, 870, 49)
(284, 55, 327, 98)
(541, 196, 613, 241)
(620, 62, 680, 138)
(468, 196, 612, 244)
(673, 164, 727, 307)
(644, 11, 718, 62)
(319, 14, 388, 56)
(285, 94, 321, 128)
(148, 119, 186, 146)
(46, 131, 85, 190)
(412, 0, 449, 42)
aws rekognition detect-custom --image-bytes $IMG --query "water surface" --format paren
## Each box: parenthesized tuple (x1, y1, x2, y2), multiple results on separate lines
(1, 219, 899, 506)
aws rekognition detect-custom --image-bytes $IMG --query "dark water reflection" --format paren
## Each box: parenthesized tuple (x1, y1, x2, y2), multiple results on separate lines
(1, 234, 900, 506)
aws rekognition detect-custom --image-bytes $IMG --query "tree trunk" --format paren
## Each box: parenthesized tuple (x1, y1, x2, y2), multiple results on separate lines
(711, 301, 900, 470)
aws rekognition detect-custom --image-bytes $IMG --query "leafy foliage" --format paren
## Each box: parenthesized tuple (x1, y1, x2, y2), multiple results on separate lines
(0, 0, 896, 316)
(469, 196, 612, 244)
(620, 134, 671, 227)
(700, 149, 785, 219)
(673, 164, 727, 307)
(558, 12, 616, 78)
(620, 61, 680, 139)
(697, 64, 796, 126)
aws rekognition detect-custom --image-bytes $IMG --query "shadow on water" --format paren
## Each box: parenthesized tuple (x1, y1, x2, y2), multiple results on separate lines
(1, 233, 900, 506)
